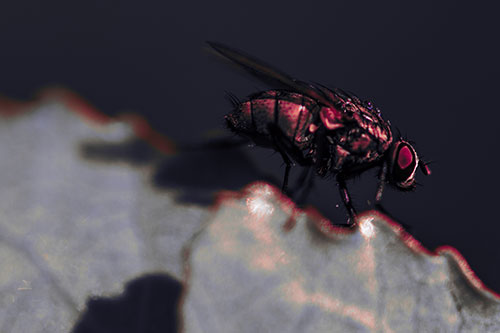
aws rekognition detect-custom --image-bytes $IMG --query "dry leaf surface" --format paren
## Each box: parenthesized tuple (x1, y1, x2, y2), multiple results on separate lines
(0, 96, 205, 332)
(183, 183, 500, 332)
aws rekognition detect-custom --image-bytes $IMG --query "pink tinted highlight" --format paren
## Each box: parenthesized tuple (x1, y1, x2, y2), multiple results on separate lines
(278, 99, 304, 138)
(283, 280, 376, 330)
(0, 87, 176, 155)
(239, 101, 252, 130)
(351, 134, 371, 152)
(319, 106, 343, 130)
(308, 123, 318, 133)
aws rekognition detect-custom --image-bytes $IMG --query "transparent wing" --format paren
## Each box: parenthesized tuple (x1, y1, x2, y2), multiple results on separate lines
(208, 42, 339, 109)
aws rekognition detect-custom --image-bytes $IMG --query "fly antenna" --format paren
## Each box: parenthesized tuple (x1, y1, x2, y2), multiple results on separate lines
(418, 160, 432, 176)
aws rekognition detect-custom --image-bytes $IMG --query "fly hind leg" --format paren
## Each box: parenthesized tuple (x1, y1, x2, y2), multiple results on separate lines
(270, 140, 293, 194)
(294, 167, 315, 206)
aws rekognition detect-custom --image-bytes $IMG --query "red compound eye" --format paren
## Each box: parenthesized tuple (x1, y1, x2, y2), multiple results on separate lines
(397, 146, 413, 170)
(391, 142, 418, 188)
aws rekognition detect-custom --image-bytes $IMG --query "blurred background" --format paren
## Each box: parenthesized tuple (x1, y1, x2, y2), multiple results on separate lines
(1, 0, 499, 293)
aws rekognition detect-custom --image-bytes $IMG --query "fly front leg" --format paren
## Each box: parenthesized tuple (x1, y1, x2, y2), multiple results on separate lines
(375, 162, 388, 203)
(337, 174, 357, 225)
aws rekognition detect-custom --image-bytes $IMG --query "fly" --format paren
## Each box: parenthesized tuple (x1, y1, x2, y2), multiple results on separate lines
(208, 42, 431, 224)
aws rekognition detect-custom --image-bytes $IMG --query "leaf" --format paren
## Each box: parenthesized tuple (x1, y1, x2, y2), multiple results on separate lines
(183, 183, 500, 332)
(0, 90, 206, 332)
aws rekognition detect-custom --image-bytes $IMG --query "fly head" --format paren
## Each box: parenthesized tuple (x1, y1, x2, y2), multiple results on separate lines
(388, 140, 431, 190)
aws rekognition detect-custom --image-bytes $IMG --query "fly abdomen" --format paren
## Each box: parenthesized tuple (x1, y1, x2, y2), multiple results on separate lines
(226, 90, 318, 149)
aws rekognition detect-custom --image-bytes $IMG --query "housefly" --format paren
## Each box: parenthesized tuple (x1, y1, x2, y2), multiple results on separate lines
(208, 42, 431, 224)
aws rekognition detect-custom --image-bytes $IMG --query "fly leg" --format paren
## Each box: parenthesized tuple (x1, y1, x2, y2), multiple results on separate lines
(337, 174, 357, 225)
(374, 162, 414, 231)
(267, 124, 297, 195)
(375, 162, 388, 203)
(295, 167, 315, 205)
(296, 166, 311, 188)
(273, 140, 293, 194)
(267, 124, 313, 196)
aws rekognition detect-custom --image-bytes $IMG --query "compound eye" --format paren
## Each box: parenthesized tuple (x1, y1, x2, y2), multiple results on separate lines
(397, 146, 413, 169)
(392, 143, 417, 185)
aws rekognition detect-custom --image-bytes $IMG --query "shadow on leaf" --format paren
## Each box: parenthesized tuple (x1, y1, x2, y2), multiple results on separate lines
(80, 139, 158, 166)
(72, 274, 182, 333)
(80, 139, 279, 206)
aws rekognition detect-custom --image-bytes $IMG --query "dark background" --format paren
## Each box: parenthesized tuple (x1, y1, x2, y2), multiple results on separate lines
(1, 0, 499, 304)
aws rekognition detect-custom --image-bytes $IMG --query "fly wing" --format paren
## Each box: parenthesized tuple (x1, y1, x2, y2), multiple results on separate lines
(208, 42, 339, 109)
